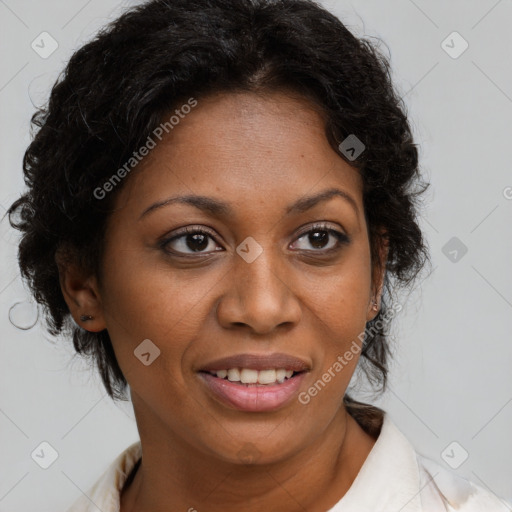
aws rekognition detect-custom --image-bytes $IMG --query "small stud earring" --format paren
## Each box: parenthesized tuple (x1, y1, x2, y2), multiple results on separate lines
(80, 314, 94, 321)
(371, 299, 378, 311)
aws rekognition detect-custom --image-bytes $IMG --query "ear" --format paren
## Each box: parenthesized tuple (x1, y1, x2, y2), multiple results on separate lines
(55, 247, 107, 332)
(366, 228, 389, 322)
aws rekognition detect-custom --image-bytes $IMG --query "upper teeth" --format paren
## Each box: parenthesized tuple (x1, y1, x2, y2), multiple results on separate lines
(214, 368, 294, 384)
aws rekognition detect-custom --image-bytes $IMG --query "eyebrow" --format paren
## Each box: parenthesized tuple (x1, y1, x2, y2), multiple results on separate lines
(138, 187, 359, 221)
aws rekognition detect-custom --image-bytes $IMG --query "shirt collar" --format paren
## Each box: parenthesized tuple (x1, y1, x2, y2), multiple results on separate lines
(66, 440, 142, 512)
(328, 411, 423, 512)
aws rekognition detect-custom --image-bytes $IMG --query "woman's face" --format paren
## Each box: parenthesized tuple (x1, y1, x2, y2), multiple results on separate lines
(87, 90, 385, 464)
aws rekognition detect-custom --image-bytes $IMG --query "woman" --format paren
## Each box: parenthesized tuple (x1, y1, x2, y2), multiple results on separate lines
(7, 0, 509, 510)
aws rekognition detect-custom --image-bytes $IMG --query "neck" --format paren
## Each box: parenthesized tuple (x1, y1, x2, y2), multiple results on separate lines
(121, 400, 378, 512)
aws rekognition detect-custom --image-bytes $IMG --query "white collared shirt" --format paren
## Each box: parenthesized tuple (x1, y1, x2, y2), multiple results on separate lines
(66, 413, 510, 511)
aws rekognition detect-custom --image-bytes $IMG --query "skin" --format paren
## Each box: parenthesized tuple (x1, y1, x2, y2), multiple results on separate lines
(57, 90, 388, 512)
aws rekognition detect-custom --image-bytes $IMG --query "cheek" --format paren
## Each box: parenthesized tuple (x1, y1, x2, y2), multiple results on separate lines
(101, 239, 216, 333)
(99, 247, 222, 384)
(298, 246, 371, 397)
(300, 307, 364, 413)
(300, 254, 372, 334)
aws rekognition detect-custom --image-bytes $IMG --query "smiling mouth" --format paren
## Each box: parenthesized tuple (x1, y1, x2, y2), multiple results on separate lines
(199, 368, 305, 386)
(197, 369, 308, 412)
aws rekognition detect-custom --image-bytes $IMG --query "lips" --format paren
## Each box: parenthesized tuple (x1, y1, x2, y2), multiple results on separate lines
(198, 371, 308, 412)
(196, 352, 311, 412)
(198, 352, 311, 373)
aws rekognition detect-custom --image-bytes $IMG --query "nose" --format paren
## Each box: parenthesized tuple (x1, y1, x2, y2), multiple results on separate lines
(216, 246, 302, 334)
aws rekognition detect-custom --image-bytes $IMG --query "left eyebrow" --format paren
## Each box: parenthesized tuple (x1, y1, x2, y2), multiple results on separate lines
(138, 187, 359, 221)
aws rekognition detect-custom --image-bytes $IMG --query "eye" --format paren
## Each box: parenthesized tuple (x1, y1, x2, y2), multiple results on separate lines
(160, 226, 222, 256)
(290, 223, 350, 253)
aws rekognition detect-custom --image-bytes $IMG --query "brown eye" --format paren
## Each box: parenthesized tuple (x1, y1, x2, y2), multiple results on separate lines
(161, 227, 222, 256)
(291, 223, 350, 253)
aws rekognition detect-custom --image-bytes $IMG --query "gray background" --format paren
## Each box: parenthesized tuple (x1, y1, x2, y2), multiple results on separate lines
(1, 1, 511, 510)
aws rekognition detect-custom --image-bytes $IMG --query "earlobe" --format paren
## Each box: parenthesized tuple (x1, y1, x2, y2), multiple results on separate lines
(55, 249, 107, 332)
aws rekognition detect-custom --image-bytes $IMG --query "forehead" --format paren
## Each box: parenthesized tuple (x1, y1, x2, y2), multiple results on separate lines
(114, 90, 364, 222)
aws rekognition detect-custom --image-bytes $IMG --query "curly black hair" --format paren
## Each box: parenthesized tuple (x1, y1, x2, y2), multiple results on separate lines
(6, 0, 431, 402)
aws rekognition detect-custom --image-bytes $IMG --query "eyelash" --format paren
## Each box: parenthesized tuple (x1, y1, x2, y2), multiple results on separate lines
(160, 223, 350, 258)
